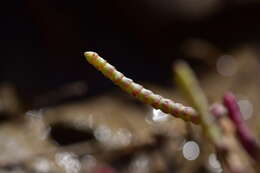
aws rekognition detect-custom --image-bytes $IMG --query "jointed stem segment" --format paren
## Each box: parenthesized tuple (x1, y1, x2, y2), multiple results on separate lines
(174, 61, 221, 142)
(84, 51, 200, 124)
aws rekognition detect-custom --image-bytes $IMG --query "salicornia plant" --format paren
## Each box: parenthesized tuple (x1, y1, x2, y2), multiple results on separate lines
(84, 51, 259, 173)
(84, 51, 199, 124)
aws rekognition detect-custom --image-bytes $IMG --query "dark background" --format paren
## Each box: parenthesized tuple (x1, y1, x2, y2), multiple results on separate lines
(1, 0, 260, 105)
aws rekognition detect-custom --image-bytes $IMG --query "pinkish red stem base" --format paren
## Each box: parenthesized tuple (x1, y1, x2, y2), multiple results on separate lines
(223, 92, 260, 161)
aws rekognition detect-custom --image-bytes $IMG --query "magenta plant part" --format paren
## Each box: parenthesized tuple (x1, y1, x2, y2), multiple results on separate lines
(84, 51, 200, 124)
(223, 92, 260, 160)
(210, 103, 227, 119)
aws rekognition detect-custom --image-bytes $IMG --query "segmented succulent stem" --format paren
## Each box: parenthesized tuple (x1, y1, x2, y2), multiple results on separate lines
(223, 92, 260, 161)
(84, 51, 199, 124)
(174, 61, 221, 142)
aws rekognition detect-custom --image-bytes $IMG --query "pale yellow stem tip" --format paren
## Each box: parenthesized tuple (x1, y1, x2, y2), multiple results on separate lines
(84, 51, 97, 57)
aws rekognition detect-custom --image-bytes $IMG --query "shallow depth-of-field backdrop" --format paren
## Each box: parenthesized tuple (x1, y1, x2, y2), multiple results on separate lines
(1, 1, 260, 172)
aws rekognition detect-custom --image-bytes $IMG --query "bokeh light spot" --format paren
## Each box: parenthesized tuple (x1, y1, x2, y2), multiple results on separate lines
(238, 99, 253, 120)
(182, 141, 200, 160)
(152, 109, 169, 122)
(216, 55, 237, 77)
(208, 153, 222, 173)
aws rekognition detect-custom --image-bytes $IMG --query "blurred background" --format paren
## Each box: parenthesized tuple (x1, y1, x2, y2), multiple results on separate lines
(1, 0, 260, 172)
(2, 0, 260, 100)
